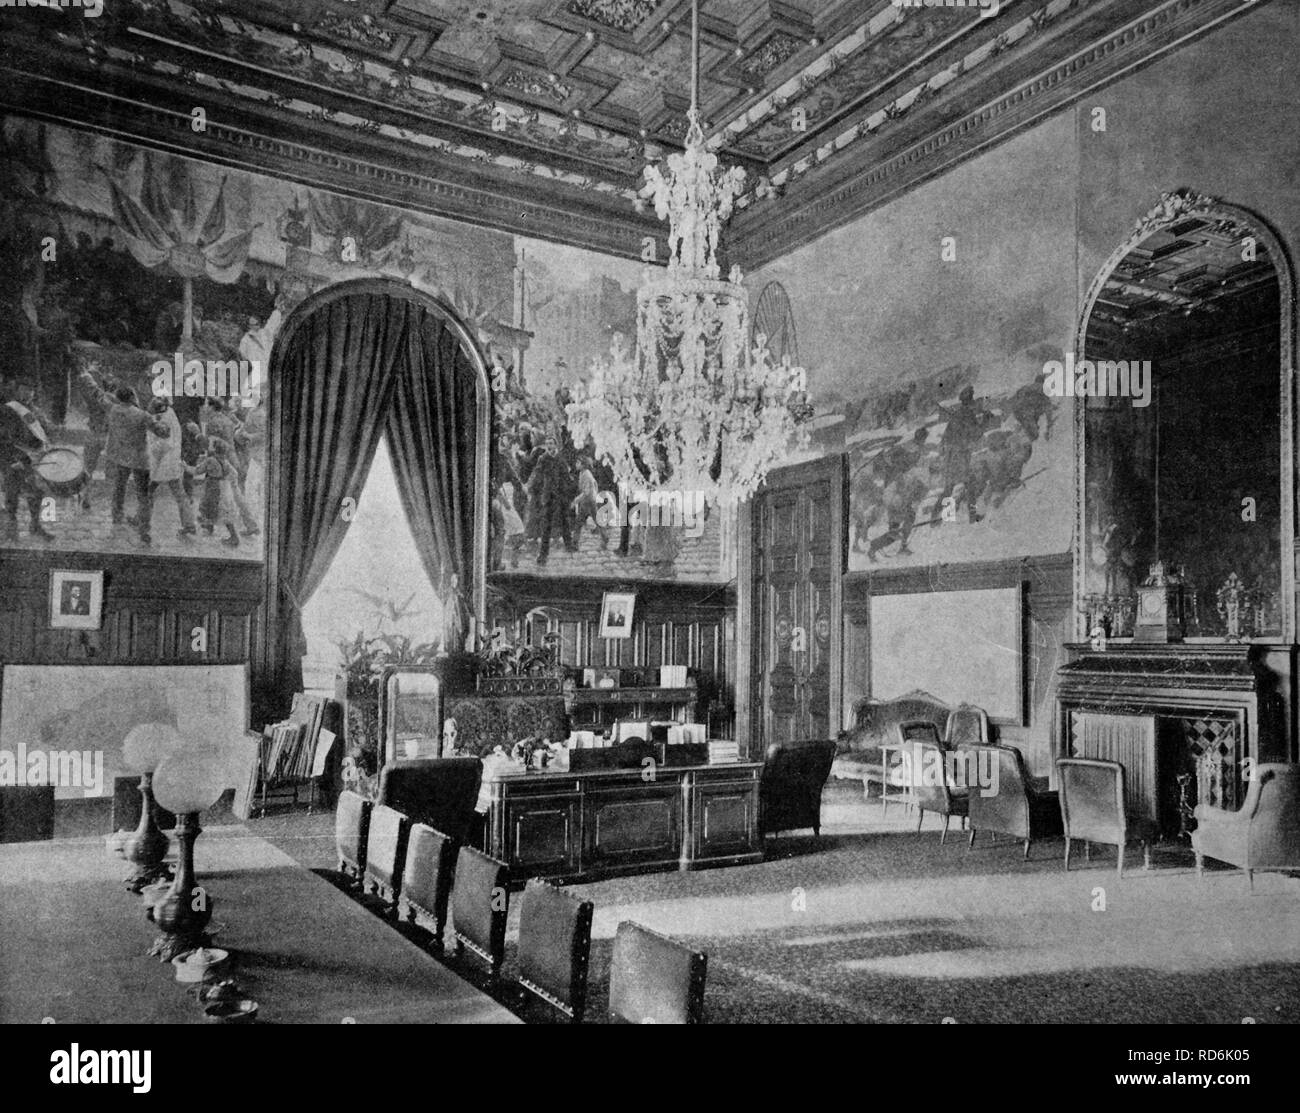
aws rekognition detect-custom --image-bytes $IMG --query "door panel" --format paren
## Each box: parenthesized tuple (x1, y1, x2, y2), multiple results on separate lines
(752, 466, 838, 751)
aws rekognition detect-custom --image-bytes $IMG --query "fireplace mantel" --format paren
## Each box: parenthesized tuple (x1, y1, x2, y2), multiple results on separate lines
(1054, 643, 1285, 832)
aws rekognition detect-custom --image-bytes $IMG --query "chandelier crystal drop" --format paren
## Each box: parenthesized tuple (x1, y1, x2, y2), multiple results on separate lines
(565, 1, 811, 507)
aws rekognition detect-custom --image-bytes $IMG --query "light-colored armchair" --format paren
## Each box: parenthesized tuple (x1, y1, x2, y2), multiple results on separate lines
(1192, 764, 1300, 890)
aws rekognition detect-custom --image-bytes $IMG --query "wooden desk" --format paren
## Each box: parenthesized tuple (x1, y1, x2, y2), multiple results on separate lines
(0, 828, 518, 1024)
(485, 761, 763, 883)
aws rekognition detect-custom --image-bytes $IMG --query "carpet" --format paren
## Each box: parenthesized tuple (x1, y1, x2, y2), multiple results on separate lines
(252, 784, 1300, 1024)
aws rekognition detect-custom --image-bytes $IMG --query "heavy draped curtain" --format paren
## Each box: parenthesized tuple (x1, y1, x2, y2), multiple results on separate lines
(257, 288, 480, 724)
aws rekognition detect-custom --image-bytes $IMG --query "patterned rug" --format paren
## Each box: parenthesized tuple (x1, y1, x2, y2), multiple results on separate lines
(253, 786, 1300, 1024)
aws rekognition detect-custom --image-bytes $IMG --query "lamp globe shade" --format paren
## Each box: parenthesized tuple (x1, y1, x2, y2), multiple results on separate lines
(123, 723, 182, 774)
(152, 751, 229, 814)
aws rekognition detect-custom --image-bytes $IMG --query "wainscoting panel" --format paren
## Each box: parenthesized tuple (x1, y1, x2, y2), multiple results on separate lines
(0, 551, 261, 666)
(486, 573, 736, 739)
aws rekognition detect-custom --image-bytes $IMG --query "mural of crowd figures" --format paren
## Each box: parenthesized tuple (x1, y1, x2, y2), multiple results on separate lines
(488, 240, 729, 583)
(0, 115, 515, 564)
(842, 347, 1071, 568)
(750, 111, 1081, 572)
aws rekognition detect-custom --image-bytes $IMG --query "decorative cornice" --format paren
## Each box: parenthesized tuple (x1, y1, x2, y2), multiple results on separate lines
(729, 0, 1267, 269)
(0, 67, 663, 262)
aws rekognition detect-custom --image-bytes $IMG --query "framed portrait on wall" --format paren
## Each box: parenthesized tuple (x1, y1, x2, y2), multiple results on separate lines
(599, 592, 636, 639)
(49, 569, 104, 630)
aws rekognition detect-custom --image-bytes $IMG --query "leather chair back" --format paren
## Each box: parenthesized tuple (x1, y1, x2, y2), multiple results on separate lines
(608, 921, 707, 1024)
(759, 739, 836, 837)
(517, 879, 594, 1022)
(401, 823, 457, 949)
(452, 845, 510, 977)
(968, 744, 1032, 838)
(364, 804, 409, 904)
(1057, 759, 1126, 847)
(334, 790, 371, 879)
(0, 786, 55, 843)
(112, 776, 176, 833)
(378, 757, 482, 846)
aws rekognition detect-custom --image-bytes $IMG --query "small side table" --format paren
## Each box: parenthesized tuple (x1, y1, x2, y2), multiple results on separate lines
(879, 741, 914, 818)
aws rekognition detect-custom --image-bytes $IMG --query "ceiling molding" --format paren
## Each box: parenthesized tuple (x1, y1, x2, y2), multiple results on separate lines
(728, 0, 1267, 269)
(0, 57, 664, 261)
(0, 0, 1273, 268)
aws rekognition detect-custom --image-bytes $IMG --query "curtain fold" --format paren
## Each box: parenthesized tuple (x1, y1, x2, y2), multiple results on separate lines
(266, 293, 417, 713)
(385, 313, 478, 648)
(258, 287, 482, 725)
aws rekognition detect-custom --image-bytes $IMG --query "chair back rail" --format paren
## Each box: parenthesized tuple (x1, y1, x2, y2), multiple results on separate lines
(608, 921, 707, 1024)
(364, 804, 410, 906)
(400, 823, 458, 948)
(516, 879, 594, 1022)
(335, 790, 372, 879)
(452, 845, 510, 977)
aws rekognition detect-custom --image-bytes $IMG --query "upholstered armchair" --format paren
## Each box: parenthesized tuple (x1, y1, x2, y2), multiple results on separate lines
(967, 744, 1062, 860)
(377, 757, 482, 847)
(1192, 764, 1300, 890)
(1056, 758, 1155, 877)
(759, 739, 837, 839)
(901, 724, 969, 843)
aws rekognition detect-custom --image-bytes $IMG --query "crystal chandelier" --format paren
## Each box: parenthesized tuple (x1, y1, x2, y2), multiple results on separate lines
(565, 0, 811, 506)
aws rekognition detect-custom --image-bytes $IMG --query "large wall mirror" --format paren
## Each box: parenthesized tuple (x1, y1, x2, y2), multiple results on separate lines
(1074, 191, 1296, 643)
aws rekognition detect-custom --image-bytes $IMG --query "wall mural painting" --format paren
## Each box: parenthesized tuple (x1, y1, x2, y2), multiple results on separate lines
(0, 114, 517, 566)
(745, 112, 1082, 573)
(843, 348, 1071, 570)
(487, 239, 730, 583)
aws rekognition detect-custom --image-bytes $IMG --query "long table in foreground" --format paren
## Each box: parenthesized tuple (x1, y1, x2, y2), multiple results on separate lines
(0, 827, 518, 1024)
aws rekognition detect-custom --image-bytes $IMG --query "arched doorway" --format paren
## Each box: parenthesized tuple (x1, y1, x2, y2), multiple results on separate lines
(253, 278, 490, 724)
(1073, 190, 1297, 644)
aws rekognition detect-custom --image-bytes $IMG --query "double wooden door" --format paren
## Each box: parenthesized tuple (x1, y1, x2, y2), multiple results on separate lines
(749, 457, 843, 750)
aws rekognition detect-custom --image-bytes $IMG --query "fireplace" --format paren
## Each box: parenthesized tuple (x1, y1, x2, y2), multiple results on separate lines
(1053, 645, 1281, 835)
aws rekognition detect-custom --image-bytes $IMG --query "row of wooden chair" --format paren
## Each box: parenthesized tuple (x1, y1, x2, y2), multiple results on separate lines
(334, 790, 707, 1023)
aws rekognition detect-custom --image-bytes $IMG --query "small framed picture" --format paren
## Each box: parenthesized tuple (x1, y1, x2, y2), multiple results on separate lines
(50, 569, 104, 630)
(599, 591, 636, 640)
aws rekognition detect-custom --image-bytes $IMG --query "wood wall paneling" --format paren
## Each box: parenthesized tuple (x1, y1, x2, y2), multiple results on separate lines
(486, 573, 736, 736)
(0, 551, 260, 667)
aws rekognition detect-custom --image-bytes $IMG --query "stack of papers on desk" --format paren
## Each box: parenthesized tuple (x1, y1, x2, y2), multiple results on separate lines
(708, 740, 740, 764)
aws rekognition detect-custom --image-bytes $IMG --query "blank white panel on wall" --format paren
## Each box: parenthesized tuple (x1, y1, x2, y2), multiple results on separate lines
(870, 587, 1023, 723)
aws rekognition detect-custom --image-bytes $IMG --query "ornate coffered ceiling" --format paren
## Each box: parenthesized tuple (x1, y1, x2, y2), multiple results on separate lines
(0, 0, 1269, 265)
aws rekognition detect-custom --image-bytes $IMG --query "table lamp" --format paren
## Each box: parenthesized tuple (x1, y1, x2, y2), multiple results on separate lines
(120, 723, 180, 893)
(146, 747, 228, 962)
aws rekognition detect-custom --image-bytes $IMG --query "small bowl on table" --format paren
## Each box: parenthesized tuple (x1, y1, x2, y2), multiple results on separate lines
(171, 947, 229, 984)
(203, 998, 258, 1024)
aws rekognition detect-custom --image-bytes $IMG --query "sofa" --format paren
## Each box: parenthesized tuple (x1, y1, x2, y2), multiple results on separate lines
(832, 690, 952, 798)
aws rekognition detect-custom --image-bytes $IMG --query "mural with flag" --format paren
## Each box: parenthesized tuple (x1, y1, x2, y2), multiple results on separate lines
(0, 126, 278, 561)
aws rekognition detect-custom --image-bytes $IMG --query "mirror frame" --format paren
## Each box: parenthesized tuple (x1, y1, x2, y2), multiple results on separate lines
(1072, 191, 1297, 643)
